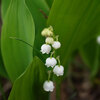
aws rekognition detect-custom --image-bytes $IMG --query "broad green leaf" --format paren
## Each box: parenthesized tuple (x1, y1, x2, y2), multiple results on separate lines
(45, 0, 54, 8)
(47, 0, 100, 67)
(0, 54, 8, 78)
(25, 0, 49, 33)
(0, 41, 8, 78)
(1, 0, 11, 21)
(1, 0, 50, 58)
(80, 38, 100, 77)
(25, 0, 49, 56)
(1, 0, 35, 82)
(8, 56, 48, 100)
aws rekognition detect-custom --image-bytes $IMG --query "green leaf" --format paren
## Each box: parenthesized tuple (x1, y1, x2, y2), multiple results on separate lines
(8, 56, 48, 100)
(1, 0, 35, 82)
(25, 0, 49, 57)
(1, 0, 49, 59)
(1, 0, 11, 21)
(45, 0, 54, 8)
(80, 38, 100, 77)
(47, 0, 100, 67)
(0, 41, 8, 78)
(0, 54, 8, 78)
(25, 0, 49, 33)
(1, 0, 49, 31)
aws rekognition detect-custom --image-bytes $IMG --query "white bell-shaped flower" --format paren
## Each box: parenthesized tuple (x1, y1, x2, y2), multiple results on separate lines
(43, 81, 54, 92)
(53, 65, 64, 76)
(45, 57, 57, 68)
(41, 28, 53, 37)
(41, 44, 51, 54)
(97, 36, 100, 44)
(52, 41, 61, 49)
(45, 37, 54, 44)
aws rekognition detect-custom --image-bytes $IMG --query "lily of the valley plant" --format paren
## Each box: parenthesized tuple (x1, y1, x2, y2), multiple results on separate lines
(41, 26, 64, 92)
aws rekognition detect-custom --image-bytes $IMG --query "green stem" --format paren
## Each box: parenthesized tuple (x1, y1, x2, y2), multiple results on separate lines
(50, 51, 55, 58)
(48, 71, 51, 81)
(48, 26, 53, 32)
(53, 49, 56, 58)
(9, 37, 46, 59)
(56, 56, 61, 66)
(55, 35, 59, 41)
(9, 37, 33, 48)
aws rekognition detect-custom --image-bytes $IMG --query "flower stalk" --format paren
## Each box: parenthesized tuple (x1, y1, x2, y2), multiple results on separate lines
(40, 26, 64, 92)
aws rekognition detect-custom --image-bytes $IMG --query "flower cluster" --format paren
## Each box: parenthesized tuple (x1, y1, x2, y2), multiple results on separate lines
(40, 26, 64, 92)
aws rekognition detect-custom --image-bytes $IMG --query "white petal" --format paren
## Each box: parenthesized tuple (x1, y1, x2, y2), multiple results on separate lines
(97, 36, 100, 44)
(45, 57, 57, 68)
(43, 81, 54, 92)
(45, 37, 54, 44)
(52, 41, 61, 49)
(41, 28, 53, 37)
(41, 44, 51, 54)
(53, 65, 64, 76)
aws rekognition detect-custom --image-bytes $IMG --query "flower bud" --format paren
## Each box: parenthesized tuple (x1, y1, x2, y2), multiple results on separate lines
(53, 65, 64, 76)
(41, 28, 53, 37)
(43, 81, 54, 92)
(45, 37, 54, 44)
(45, 57, 57, 68)
(41, 44, 51, 54)
(97, 36, 100, 44)
(52, 41, 61, 49)
(48, 26, 53, 32)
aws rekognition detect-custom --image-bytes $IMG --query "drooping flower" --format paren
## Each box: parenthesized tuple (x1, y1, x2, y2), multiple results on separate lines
(43, 80, 54, 92)
(45, 37, 54, 44)
(41, 28, 53, 37)
(41, 44, 51, 54)
(53, 65, 64, 76)
(97, 36, 100, 44)
(40, 26, 64, 92)
(52, 41, 61, 49)
(45, 57, 57, 68)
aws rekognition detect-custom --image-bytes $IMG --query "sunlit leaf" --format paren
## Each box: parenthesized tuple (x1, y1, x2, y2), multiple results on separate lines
(8, 56, 48, 100)
(1, 0, 11, 21)
(1, 0, 50, 59)
(47, 0, 100, 68)
(1, 0, 35, 82)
